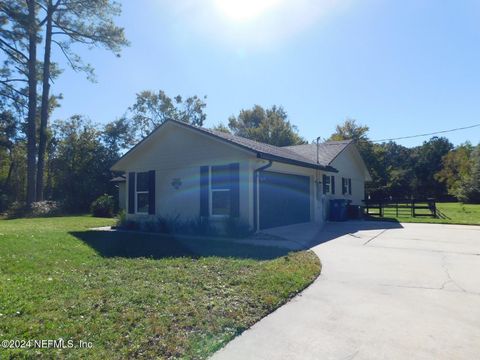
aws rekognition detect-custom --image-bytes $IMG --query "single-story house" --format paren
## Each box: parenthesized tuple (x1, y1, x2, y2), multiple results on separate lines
(110, 119, 371, 231)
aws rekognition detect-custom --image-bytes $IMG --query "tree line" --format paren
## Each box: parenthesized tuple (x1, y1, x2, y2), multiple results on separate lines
(0, 0, 128, 208)
(327, 119, 479, 202)
(1, 2, 478, 213)
(2, 89, 479, 214)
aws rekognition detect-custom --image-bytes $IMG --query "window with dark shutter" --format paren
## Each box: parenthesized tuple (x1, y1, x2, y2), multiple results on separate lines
(136, 172, 149, 213)
(211, 165, 230, 216)
(348, 178, 352, 195)
(331, 176, 335, 194)
(322, 175, 330, 194)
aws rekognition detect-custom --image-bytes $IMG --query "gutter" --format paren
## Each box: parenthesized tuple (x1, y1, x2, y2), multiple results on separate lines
(253, 160, 273, 232)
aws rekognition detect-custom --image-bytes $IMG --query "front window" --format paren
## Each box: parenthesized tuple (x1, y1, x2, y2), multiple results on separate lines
(342, 177, 352, 195)
(211, 165, 231, 216)
(136, 172, 149, 213)
(323, 175, 330, 194)
(212, 190, 230, 215)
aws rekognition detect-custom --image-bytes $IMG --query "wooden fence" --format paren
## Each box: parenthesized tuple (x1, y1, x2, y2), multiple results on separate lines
(364, 199, 437, 218)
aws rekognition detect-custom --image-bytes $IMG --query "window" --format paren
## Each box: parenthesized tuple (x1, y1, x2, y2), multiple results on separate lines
(323, 175, 330, 194)
(342, 177, 352, 195)
(331, 176, 335, 194)
(136, 172, 149, 213)
(211, 165, 231, 216)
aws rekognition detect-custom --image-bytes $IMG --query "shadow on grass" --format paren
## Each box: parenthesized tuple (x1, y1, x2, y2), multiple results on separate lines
(70, 230, 291, 260)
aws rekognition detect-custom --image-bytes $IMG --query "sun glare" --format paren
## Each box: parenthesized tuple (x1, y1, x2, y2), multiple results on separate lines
(214, 0, 282, 22)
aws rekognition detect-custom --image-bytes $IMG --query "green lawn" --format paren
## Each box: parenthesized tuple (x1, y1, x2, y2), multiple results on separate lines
(0, 216, 320, 359)
(366, 202, 480, 225)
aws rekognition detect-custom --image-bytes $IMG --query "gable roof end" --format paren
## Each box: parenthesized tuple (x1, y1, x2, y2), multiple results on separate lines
(111, 120, 342, 172)
(284, 141, 372, 181)
(283, 140, 353, 166)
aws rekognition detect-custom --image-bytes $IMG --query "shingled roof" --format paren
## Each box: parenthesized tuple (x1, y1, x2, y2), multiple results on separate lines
(283, 140, 353, 166)
(112, 120, 351, 172)
(172, 120, 340, 172)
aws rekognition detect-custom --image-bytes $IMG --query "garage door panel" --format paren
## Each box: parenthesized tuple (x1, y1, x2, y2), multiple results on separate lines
(259, 171, 310, 229)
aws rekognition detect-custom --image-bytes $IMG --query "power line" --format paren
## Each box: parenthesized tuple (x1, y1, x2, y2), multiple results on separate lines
(371, 123, 480, 143)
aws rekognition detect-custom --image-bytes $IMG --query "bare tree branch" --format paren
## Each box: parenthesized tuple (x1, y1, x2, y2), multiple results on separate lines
(1, 78, 27, 82)
(52, 39, 77, 71)
(0, 38, 28, 62)
(0, 80, 27, 98)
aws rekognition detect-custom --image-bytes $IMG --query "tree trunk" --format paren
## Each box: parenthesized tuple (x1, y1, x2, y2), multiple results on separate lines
(4, 149, 15, 192)
(26, 0, 38, 205)
(36, 0, 53, 201)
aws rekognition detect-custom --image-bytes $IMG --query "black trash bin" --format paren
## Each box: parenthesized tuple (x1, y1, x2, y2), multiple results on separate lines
(329, 199, 349, 221)
(347, 204, 363, 219)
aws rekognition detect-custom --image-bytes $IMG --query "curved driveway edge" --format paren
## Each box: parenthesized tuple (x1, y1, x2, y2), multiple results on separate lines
(212, 222, 480, 360)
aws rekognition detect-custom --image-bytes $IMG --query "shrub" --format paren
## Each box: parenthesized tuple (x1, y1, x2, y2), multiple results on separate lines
(115, 210, 127, 228)
(5, 201, 62, 218)
(114, 215, 252, 238)
(225, 216, 252, 238)
(116, 215, 218, 236)
(30, 201, 61, 217)
(183, 217, 217, 236)
(124, 220, 140, 230)
(91, 194, 115, 218)
(5, 201, 28, 219)
(0, 194, 9, 213)
(141, 220, 158, 233)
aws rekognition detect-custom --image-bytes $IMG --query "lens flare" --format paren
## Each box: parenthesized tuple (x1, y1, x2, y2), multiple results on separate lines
(214, 0, 282, 22)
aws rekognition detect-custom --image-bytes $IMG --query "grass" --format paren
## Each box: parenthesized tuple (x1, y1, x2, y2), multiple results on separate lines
(366, 202, 480, 225)
(0, 216, 321, 359)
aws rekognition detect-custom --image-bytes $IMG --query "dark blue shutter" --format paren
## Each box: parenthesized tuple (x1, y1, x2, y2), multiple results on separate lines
(322, 175, 328, 194)
(348, 178, 352, 195)
(342, 177, 346, 195)
(331, 176, 335, 194)
(229, 163, 240, 217)
(128, 172, 135, 214)
(148, 170, 155, 215)
(200, 166, 209, 217)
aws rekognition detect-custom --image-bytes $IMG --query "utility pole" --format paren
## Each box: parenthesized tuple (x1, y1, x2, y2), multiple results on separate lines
(316, 136, 321, 164)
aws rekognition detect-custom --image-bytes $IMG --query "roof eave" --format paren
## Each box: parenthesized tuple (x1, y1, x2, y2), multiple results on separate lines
(257, 153, 338, 172)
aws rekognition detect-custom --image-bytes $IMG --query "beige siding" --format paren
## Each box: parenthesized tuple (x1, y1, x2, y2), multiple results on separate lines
(328, 146, 366, 205)
(118, 182, 126, 210)
(120, 122, 253, 227)
(115, 123, 251, 171)
(114, 122, 369, 230)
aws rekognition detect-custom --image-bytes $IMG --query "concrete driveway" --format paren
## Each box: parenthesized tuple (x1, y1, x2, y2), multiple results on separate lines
(212, 221, 480, 360)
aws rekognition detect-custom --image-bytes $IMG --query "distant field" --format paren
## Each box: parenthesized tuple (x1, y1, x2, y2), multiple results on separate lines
(366, 202, 480, 225)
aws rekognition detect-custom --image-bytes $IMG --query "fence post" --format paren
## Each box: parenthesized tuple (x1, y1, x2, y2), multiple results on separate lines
(396, 202, 399, 217)
(411, 200, 415, 217)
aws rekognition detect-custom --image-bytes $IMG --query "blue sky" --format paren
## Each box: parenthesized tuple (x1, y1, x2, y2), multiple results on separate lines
(52, 0, 480, 147)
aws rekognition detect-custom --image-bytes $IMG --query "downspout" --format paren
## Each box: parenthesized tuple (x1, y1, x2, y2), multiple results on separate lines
(316, 137, 322, 222)
(253, 159, 273, 232)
